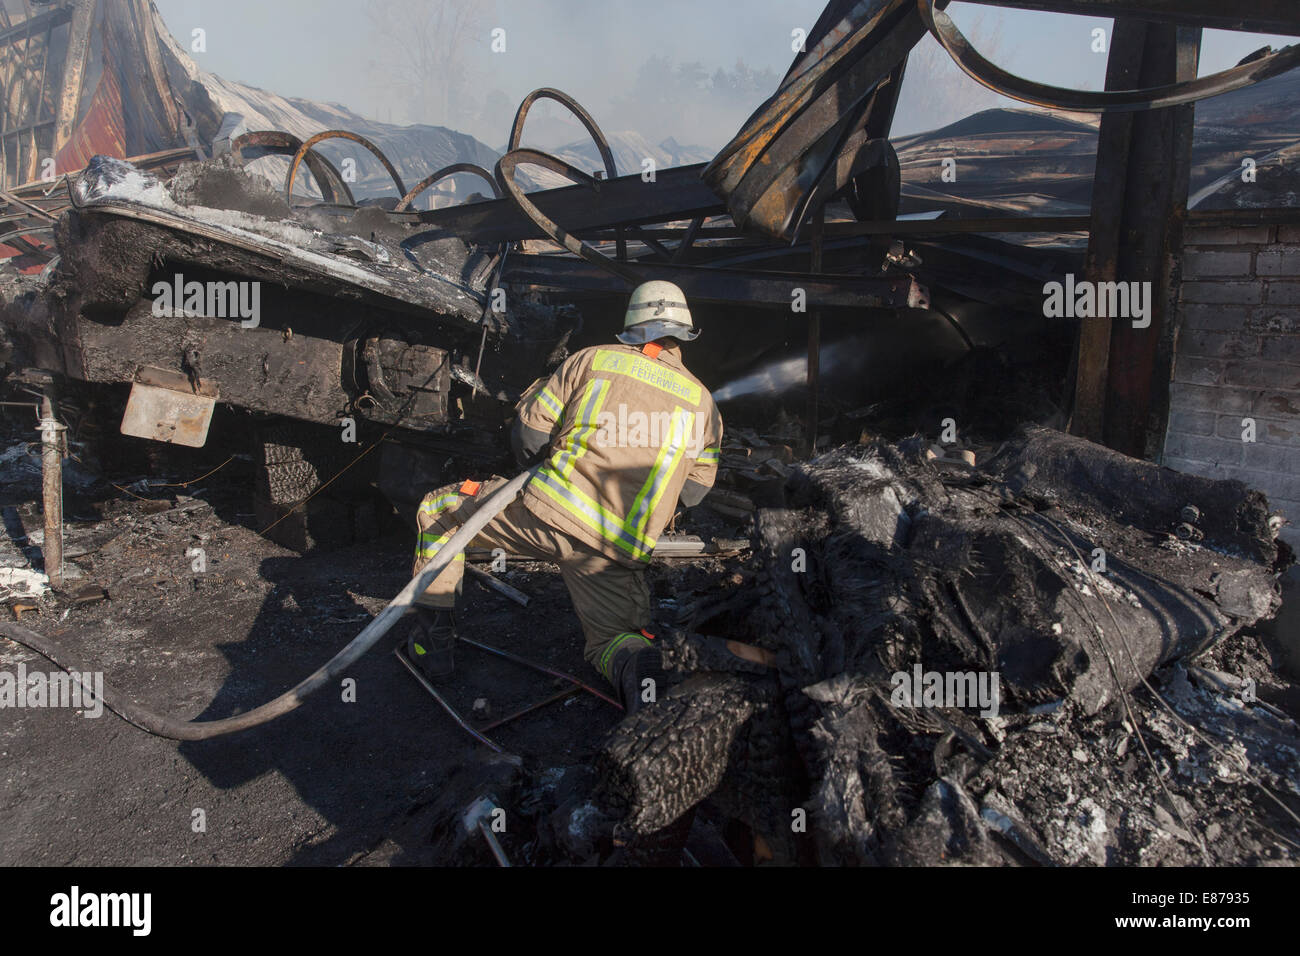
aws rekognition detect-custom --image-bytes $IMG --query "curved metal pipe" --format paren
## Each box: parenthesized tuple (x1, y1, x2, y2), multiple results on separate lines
(494, 147, 641, 285)
(230, 130, 355, 206)
(284, 130, 407, 205)
(509, 88, 624, 260)
(508, 87, 618, 180)
(394, 162, 500, 212)
(918, 0, 1300, 113)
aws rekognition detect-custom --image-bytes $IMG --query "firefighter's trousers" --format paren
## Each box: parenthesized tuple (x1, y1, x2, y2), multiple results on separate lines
(412, 476, 654, 683)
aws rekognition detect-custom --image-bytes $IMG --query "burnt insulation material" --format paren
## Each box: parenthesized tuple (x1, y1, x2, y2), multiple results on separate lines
(594, 426, 1289, 864)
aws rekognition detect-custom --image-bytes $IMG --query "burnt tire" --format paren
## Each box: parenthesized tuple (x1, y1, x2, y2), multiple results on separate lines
(251, 418, 385, 551)
(258, 459, 321, 505)
(596, 673, 758, 836)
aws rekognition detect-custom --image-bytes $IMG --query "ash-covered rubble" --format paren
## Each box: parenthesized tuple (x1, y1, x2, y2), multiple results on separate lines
(421, 426, 1298, 866)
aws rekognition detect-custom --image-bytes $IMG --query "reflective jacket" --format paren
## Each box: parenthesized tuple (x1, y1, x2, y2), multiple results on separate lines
(515, 341, 722, 566)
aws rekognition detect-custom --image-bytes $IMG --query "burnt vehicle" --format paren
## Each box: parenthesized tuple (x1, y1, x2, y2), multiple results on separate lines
(3, 148, 582, 546)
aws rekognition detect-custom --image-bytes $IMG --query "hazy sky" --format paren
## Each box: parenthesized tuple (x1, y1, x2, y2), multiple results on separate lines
(153, 0, 1295, 148)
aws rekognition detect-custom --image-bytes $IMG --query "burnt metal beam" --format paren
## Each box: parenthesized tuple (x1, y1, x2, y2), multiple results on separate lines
(503, 254, 928, 311)
(1, 119, 55, 138)
(416, 163, 723, 244)
(579, 226, 745, 242)
(958, 0, 1300, 35)
(592, 215, 1092, 240)
(53, 0, 94, 155)
(0, 5, 70, 47)
(824, 215, 1090, 236)
(1188, 208, 1300, 227)
(671, 216, 706, 262)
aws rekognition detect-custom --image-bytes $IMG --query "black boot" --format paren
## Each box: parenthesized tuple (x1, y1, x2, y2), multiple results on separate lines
(405, 607, 457, 681)
(611, 644, 665, 715)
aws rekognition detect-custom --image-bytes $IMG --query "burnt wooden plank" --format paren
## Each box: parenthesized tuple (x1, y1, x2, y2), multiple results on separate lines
(1072, 20, 1145, 444)
(1071, 20, 1200, 456)
(1110, 26, 1200, 461)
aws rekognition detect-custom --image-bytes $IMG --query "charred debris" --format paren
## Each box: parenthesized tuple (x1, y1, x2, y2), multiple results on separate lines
(1, 0, 1299, 867)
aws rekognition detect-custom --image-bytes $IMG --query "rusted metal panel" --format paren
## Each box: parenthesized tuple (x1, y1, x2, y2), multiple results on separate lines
(120, 366, 219, 448)
(54, 52, 129, 172)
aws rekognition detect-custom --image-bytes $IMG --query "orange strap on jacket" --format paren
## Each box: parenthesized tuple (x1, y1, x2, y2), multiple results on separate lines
(459, 480, 482, 496)
(641, 342, 663, 359)
(640, 628, 655, 641)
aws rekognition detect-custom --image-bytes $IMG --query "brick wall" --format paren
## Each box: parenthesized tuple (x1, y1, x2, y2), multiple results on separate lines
(1163, 223, 1300, 547)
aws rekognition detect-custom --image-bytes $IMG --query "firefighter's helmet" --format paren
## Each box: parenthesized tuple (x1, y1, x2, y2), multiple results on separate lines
(618, 280, 699, 344)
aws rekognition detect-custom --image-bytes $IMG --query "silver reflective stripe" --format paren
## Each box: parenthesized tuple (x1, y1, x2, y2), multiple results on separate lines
(551, 378, 609, 478)
(533, 466, 653, 561)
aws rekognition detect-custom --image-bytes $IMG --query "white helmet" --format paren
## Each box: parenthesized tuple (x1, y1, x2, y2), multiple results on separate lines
(618, 280, 699, 345)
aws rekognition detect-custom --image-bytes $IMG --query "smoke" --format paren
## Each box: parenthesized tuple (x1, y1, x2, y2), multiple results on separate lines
(153, 0, 1146, 162)
(713, 344, 848, 403)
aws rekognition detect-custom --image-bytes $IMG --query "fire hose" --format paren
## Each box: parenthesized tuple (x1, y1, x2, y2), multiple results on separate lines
(0, 467, 539, 741)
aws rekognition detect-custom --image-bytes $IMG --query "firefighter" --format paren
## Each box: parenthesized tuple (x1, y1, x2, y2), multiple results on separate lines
(403, 280, 723, 714)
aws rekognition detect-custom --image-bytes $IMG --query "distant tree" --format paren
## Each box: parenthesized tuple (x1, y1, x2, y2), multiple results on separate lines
(365, 0, 495, 128)
(477, 87, 513, 139)
(608, 56, 779, 149)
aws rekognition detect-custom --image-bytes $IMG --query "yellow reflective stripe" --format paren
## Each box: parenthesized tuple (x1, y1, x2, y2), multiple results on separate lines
(533, 407, 692, 562)
(533, 465, 654, 562)
(697, 447, 720, 464)
(591, 349, 701, 405)
(550, 380, 593, 477)
(638, 414, 692, 541)
(537, 387, 563, 417)
(416, 530, 466, 561)
(627, 408, 692, 539)
(418, 493, 461, 517)
(552, 378, 609, 479)
(599, 631, 652, 680)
